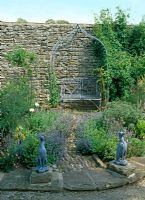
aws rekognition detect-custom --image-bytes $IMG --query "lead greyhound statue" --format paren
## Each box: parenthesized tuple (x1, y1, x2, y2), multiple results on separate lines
(35, 135, 48, 173)
(114, 131, 128, 166)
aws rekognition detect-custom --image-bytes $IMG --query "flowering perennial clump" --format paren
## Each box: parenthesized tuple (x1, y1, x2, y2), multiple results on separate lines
(14, 126, 26, 143)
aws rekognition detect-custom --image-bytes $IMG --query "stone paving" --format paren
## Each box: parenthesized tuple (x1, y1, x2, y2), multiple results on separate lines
(1, 157, 145, 192)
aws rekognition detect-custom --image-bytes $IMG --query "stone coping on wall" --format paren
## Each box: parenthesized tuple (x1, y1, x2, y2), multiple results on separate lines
(0, 21, 93, 27)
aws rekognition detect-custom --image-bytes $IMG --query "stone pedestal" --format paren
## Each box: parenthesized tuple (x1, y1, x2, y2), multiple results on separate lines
(107, 161, 136, 176)
(30, 168, 63, 190)
(30, 169, 52, 184)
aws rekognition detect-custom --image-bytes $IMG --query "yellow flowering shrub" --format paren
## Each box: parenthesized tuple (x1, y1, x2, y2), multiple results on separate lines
(14, 126, 26, 142)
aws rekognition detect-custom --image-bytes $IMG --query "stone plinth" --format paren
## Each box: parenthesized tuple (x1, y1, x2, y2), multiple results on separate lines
(107, 161, 136, 176)
(30, 169, 63, 190)
(30, 170, 52, 184)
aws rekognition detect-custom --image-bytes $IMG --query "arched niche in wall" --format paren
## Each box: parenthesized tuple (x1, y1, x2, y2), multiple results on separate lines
(50, 24, 107, 102)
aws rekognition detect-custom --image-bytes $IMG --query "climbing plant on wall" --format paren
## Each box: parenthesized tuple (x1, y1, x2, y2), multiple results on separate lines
(94, 8, 145, 101)
(48, 65, 60, 107)
(6, 46, 37, 78)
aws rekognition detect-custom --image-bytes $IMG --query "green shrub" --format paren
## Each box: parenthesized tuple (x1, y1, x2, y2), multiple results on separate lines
(127, 138, 145, 157)
(18, 132, 39, 168)
(126, 77, 145, 110)
(76, 104, 145, 161)
(23, 111, 73, 137)
(87, 129, 117, 160)
(103, 136, 117, 161)
(0, 79, 33, 135)
(15, 111, 72, 166)
(128, 21, 145, 56)
(0, 146, 16, 172)
(23, 111, 60, 133)
(16, 112, 72, 166)
(76, 119, 117, 161)
(86, 128, 107, 154)
(94, 8, 145, 100)
(102, 101, 142, 131)
(6, 47, 36, 70)
(1, 125, 67, 169)
(18, 130, 67, 167)
(135, 120, 145, 139)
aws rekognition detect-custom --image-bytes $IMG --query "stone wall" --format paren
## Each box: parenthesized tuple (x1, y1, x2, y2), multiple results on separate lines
(0, 22, 101, 105)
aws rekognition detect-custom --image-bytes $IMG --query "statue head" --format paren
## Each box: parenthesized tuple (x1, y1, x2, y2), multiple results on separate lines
(39, 135, 45, 142)
(118, 131, 125, 139)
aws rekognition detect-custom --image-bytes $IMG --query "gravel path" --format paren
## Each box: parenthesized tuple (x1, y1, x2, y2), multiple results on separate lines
(1, 178, 145, 200)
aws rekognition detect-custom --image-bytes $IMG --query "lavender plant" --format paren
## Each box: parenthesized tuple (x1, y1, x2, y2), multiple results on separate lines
(45, 131, 66, 164)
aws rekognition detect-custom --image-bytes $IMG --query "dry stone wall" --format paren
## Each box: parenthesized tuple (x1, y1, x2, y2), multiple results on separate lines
(0, 22, 100, 105)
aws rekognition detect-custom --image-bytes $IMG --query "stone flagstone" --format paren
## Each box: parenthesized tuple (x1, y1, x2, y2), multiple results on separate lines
(63, 170, 96, 190)
(1, 157, 145, 192)
(107, 161, 136, 176)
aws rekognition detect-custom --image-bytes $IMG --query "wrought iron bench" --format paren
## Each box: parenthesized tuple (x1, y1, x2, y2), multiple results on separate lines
(60, 77, 101, 104)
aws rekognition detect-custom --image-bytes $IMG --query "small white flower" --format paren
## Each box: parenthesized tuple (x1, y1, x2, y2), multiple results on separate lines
(35, 102, 39, 108)
(29, 108, 35, 112)
(47, 94, 50, 101)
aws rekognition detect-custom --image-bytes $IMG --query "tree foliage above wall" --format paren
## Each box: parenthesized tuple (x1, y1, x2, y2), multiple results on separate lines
(16, 18, 28, 23)
(45, 19, 70, 24)
(93, 7, 145, 101)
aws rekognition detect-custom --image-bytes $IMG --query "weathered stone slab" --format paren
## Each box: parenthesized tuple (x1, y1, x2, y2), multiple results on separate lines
(63, 170, 96, 190)
(127, 157, 145, 183)
(107, 161, 136, 176)
(51, 172, 63, 190)
(92, 154, 107, 168)
(89, 168, 128, 190)
(0, 169, 31, 190)
(30, 170, 52, 184)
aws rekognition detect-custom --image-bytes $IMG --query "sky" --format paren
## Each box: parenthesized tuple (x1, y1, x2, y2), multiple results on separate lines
(0, 0, 145, 24)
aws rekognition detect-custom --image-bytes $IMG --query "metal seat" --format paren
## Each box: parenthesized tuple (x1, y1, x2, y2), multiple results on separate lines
(60, 77, 101, 103)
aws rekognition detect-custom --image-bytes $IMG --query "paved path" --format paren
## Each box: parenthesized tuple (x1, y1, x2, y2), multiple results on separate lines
(1, 157, 145, 192)
(1, 180, 145, 200)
